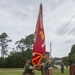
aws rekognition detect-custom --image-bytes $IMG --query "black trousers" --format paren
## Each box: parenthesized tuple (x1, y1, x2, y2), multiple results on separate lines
(61, 67, 64, 73)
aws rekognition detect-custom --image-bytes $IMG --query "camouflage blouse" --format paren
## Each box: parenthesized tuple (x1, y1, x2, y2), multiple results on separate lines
(43, 59, 53, 75)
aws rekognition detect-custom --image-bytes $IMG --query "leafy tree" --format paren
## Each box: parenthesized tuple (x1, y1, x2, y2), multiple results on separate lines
(2, 49, 32, 68)
(62, 57, 69, 66)
(71, 53, 75, 63)
(0, 57, 5, 67)
(68, 44, 75, 65)
(0, 33, 12, 58)
(69, 45, 75, 55)
(15, 34, 34, 51)
(0, 33, 33, 68)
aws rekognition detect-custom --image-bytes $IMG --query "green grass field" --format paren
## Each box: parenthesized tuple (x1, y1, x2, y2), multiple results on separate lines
(0, 68, 70, 75)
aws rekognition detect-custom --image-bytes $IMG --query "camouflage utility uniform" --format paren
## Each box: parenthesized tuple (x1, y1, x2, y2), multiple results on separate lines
(43, 59, 53, 75)
(23, 63, 34, 75)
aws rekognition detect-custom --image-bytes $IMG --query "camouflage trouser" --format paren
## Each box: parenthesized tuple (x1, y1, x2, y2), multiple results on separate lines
(22, 72, 34, 75)
(25, 73, 33, 75)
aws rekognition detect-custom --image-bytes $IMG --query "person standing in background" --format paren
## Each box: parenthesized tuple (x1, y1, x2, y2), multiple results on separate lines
(60, 61, 64, 74)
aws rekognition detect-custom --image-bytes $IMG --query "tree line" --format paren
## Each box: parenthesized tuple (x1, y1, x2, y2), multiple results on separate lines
(0, 32, 34, 68)
(0, 32, 75, 68)
(63, 44, 75, 66)
(0, 49, 32, 68)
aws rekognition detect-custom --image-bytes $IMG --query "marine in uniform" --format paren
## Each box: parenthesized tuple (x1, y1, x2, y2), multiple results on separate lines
(43, 52, 53, 75)
(23, 57, 35, 75)
(38, 52, 53, 75)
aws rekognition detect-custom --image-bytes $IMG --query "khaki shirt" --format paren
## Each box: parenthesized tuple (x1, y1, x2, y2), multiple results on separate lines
(43, 59, 53, 75)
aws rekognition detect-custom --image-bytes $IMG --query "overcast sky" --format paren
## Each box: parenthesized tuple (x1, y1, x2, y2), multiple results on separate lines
(0, 0, 75, 57)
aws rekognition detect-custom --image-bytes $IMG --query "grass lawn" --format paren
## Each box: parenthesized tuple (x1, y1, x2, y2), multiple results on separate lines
(0, 68, 23, 75)
(53, 68, 69, 75)
(0, 68, 70, 75)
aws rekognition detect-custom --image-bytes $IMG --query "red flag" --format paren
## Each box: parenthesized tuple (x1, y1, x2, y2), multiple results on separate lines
(32, 4, 46, 66)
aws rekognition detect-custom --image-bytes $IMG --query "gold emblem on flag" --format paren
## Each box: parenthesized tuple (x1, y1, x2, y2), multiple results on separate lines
(40, 31, 44, 41)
